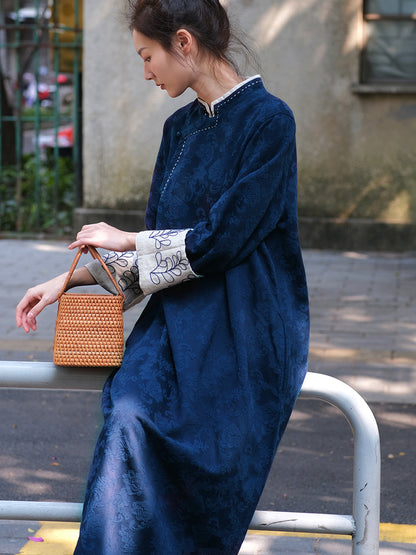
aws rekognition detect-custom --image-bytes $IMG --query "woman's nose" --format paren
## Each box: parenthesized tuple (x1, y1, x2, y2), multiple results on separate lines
(144, 68, 154, 81)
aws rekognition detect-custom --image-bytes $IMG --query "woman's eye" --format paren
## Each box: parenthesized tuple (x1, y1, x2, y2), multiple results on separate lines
(145, 57, 151, 63)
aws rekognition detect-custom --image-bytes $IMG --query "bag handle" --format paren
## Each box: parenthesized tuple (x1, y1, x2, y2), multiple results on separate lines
(58, 246, 124, 299)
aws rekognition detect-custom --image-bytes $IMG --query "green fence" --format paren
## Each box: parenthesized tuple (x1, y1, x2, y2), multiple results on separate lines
(0, 0, 82, 234)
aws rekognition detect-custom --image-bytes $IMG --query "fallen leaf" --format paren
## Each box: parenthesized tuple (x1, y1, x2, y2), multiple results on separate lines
(28, 536, 44, 542)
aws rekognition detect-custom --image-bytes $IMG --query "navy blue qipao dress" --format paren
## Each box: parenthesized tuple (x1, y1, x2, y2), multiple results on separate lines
(74, 76, 309, 554)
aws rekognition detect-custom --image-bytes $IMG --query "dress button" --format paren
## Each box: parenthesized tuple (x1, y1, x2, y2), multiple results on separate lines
(176, 131, 182, 138)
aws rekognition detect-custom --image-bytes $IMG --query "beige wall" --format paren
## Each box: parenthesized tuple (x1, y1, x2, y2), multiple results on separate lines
(83, 0, 192, 211)
(82, 0, 416, 244)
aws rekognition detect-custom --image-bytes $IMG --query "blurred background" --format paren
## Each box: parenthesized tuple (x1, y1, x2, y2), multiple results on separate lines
(1, 0, 416, 246)
(0, 0, 81, 235)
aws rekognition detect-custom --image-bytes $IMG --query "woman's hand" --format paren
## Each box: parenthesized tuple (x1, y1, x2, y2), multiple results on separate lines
(16, 267, 96, 333)
(68, 222, 137, 252)
(16, 273, 68, 333)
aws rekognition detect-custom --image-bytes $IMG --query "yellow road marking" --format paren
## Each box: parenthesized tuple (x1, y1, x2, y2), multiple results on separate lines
(17, 522, 79, 554)
(15, 521, 416, 554)
(380, 523, 416, 544)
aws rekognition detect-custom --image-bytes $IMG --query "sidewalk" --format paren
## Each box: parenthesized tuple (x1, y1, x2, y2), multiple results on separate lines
(305, 249, 416, 404)
(1, 239, 416, 554)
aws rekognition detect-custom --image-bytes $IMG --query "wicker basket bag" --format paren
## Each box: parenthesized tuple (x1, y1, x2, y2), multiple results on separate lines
(53, 246, 125, 367)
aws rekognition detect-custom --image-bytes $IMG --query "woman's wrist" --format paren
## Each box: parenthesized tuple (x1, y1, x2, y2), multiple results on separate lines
(125, 232, 137, 251)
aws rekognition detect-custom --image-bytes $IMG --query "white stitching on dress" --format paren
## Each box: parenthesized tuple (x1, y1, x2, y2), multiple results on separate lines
(160, 116, 220, 198)
(215, 79, 260, 114)
(160, 77, 261, 199)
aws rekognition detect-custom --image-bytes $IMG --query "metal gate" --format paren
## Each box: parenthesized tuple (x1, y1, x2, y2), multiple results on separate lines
(0, 0, 82, 234)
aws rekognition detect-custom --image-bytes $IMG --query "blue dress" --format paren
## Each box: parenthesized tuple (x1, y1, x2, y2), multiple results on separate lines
(74, 77, 309, 554)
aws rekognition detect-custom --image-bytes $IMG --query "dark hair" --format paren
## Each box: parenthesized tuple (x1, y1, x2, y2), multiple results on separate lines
(126, 0, 256, 76)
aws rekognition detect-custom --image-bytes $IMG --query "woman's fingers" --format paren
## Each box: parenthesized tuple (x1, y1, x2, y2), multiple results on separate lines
(68, 222, 110, 250)
(16, 295, 40, 333)
(16, 274, 67, 334)
(68, 222, 136, 252)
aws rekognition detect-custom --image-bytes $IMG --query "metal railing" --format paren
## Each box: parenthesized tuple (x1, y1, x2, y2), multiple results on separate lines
(0, 362, 380, 554)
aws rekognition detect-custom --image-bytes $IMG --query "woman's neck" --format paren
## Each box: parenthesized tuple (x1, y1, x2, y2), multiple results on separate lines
(191, 61, 243, 106)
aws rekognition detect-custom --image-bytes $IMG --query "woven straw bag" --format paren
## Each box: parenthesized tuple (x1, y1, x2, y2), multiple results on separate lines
(53, 246, 125, 367)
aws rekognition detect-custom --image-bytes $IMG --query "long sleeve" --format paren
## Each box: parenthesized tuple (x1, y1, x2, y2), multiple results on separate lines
(128, 112, 296, 296)
(185, 112, 297, 276)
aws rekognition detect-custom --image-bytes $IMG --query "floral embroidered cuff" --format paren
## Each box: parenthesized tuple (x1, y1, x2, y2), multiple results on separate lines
(136, 229, 199, 295)
(85, 250, 144, 311)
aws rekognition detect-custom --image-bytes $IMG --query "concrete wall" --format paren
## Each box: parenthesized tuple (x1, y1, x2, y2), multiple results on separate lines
(82, 0, 193, 216)
(80, 0, 416, 249)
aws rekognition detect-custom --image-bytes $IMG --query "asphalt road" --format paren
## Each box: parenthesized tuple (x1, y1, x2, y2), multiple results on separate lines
(1, 388, 415, 525)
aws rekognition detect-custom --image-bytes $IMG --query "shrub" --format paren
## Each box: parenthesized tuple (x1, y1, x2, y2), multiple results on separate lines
(0, 153, 75, 233)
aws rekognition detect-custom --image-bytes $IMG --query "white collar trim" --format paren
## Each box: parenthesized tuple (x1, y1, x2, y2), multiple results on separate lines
(198, 75, 261, 117)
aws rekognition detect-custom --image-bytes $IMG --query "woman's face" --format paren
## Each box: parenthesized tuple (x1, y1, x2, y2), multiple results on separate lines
(132, 30, 192, 98)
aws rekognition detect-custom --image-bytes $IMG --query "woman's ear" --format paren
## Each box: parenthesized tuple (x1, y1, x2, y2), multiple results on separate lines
(176, 29, 193, 56)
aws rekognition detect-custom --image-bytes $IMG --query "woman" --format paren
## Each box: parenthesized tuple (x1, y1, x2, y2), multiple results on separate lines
(16, 1, 309, 553)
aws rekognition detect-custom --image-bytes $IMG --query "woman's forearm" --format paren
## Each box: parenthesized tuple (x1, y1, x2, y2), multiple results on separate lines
(67, 266, 97, 290)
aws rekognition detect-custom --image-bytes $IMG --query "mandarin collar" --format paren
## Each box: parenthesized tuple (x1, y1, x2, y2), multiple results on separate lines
(197, 75, 261, 117)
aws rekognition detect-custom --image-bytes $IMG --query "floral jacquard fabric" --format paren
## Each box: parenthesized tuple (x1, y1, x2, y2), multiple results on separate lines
(74, 77, 310, 555)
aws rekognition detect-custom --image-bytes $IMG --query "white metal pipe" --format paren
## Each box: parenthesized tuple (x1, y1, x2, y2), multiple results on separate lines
(300, 372, 381, 555)
(0, 360, 109, 390)
(250, 510, 355, 535)
(0, 501, 82, 522)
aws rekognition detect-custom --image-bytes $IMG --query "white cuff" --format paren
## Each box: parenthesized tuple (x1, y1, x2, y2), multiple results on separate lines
(136, 229, 199, 295)
(85, 251, 144, 311)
